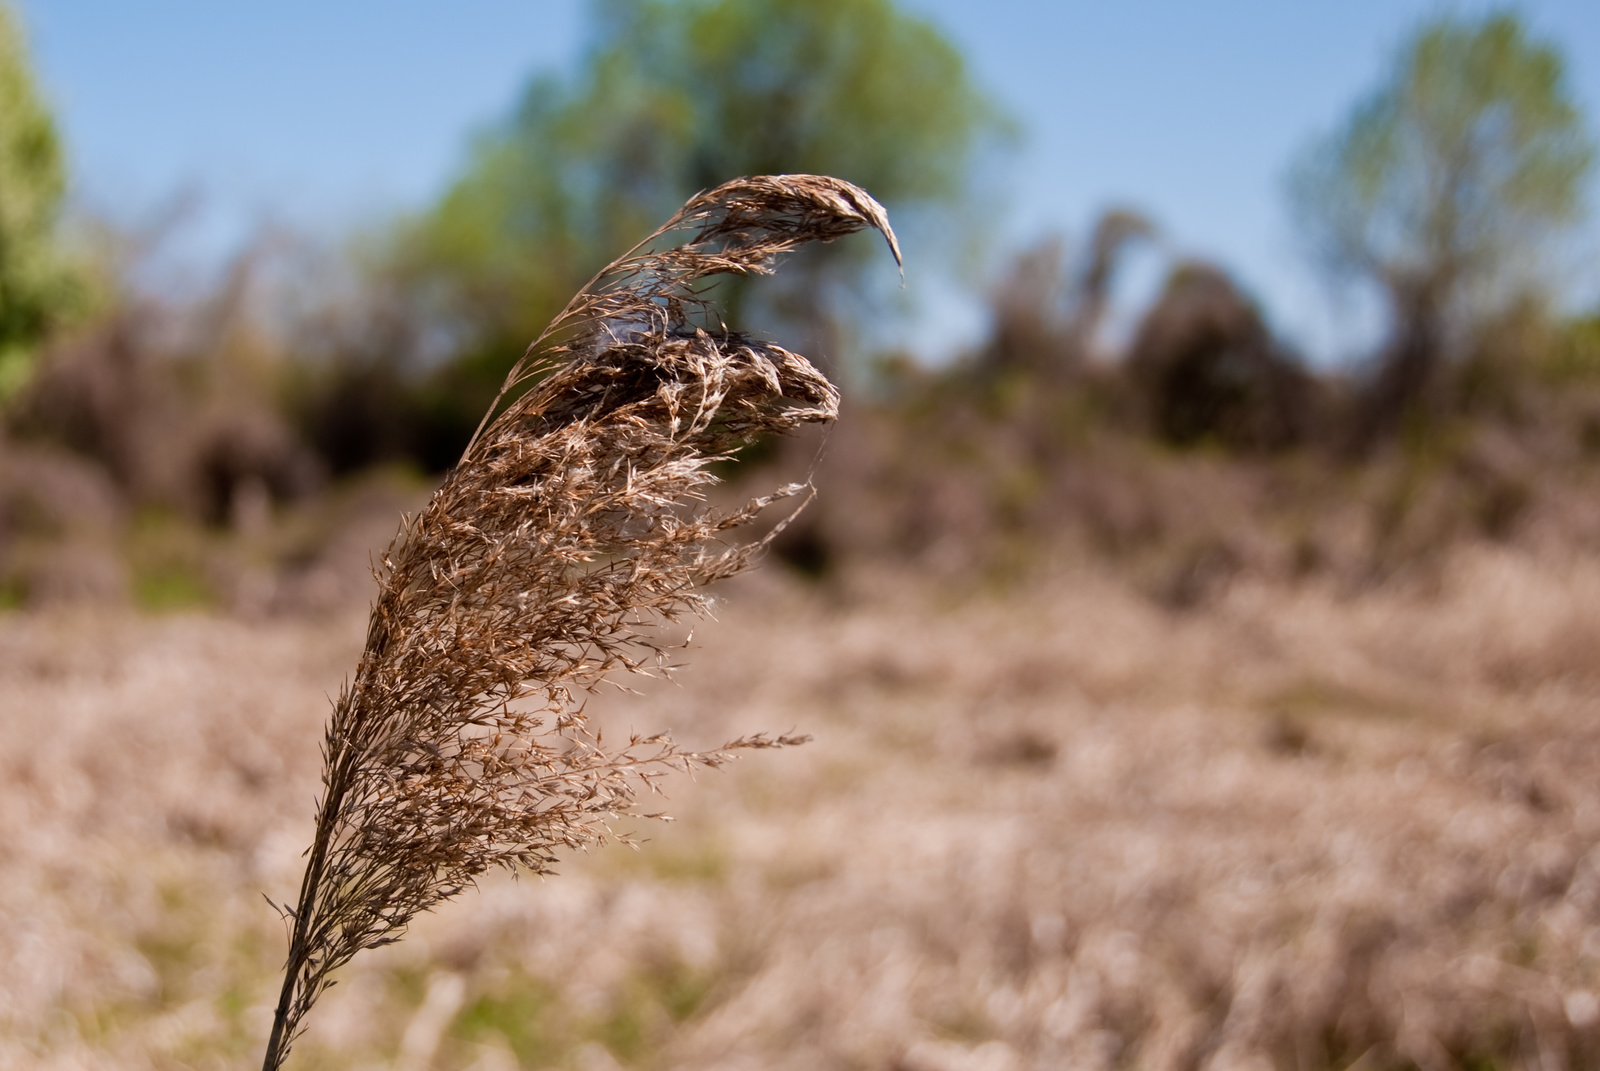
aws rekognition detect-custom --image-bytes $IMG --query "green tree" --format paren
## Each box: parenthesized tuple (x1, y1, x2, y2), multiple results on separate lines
(378, 0, 1002, 464)
(0, 2, 80, 399)
(1291, 11, 1594, 440)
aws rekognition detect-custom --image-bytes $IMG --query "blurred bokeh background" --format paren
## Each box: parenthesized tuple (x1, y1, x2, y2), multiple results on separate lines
(4, 1, 1600, 1068)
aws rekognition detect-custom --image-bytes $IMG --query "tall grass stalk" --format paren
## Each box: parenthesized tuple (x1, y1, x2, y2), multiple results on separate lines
(260, 175, 900, 1070)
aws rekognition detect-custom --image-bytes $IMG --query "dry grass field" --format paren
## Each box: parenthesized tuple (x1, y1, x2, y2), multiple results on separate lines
(4, 542, 1600, 1071)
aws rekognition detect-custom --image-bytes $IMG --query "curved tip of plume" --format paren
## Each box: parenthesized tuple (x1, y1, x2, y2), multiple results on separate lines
(680, 173, 903, 279)
(482, 173, 903, 438)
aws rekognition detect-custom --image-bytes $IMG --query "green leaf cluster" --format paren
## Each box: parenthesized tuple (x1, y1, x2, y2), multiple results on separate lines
(0, 2, 82, 399)
(1292, 11, 1594, 319)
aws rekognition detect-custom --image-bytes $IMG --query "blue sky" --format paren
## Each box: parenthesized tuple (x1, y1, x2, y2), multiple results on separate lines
(14, 0, 1600, 361)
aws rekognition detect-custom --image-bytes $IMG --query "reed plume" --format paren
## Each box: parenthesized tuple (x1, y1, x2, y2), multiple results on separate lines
(261, 174, 900, 1070)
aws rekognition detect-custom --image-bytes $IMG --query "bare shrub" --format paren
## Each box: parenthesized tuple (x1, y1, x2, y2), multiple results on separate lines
(0, 441, 127, 604)
(1124, 261, 1316, 452)
(7, 238, 321, 525)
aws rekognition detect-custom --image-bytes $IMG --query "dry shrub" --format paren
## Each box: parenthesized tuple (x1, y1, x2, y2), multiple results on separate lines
(7, 238, 321, 526)
(977, 210, 1153, 382)
(261, 175, 901, 1068)
(0, 441, 128, 604)
(763, 233, 1600, 597)
(779, 359, 1600, 607)
(1123, 261, 1316, 452)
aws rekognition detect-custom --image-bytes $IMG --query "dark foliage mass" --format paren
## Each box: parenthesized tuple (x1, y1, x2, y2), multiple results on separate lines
(1125, 262, 1314, 452)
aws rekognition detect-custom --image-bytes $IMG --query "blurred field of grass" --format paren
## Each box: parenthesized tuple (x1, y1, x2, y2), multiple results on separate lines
(4, 541, 1600, 1069)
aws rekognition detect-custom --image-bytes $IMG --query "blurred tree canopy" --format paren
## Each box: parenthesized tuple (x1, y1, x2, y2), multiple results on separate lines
(362, 0, 1002, 467)
(0, 3, 82, 400)
(1291, 11, 1594, 441)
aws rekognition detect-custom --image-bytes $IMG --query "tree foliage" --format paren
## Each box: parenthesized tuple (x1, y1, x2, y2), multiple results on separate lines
(373, 0, 1000, 463)
(0, 3, 81, 399)
(1291, 11, 1594, 437)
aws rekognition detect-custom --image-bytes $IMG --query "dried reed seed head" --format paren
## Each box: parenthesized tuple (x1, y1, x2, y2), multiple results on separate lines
(672, 174, 903, 275)
(262, 175, 898, 1070)
(492, 175, 898, 402)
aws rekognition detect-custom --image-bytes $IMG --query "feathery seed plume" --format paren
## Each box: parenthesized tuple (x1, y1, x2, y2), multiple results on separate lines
(261, 174, 900, 1070)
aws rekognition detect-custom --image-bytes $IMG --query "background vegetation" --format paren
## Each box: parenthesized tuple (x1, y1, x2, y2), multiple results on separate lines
(1, 0, 1595, 606)
(0, 2, 1593, 573)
